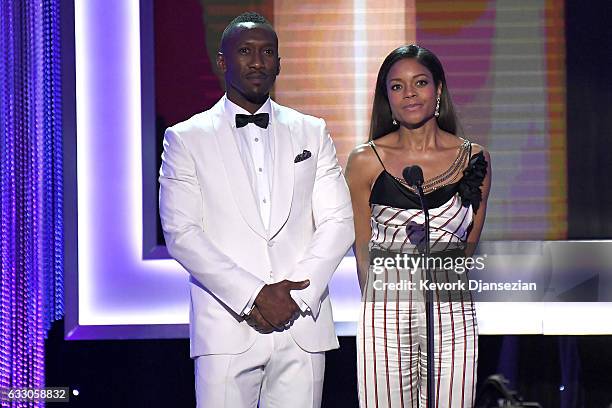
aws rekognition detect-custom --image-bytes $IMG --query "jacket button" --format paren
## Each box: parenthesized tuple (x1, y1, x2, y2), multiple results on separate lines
(267, 241, 274, 247)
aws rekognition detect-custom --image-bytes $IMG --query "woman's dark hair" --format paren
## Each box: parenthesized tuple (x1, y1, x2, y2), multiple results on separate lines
(369, 44, 461, 140)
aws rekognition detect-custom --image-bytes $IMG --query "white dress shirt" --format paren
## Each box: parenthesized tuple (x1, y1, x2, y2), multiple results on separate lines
(224, 96, 274, 229)
(223, 96, 309, 317)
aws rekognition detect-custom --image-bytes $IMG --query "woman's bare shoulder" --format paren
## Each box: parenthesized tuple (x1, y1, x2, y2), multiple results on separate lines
(469, 142, 491, 162)
(348, 142, 376, 165)
(346, 142, 383, 183)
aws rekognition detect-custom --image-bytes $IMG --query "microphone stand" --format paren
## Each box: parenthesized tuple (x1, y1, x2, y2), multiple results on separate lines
(415, 181, 435, 408)
(402, 165, 435, 407)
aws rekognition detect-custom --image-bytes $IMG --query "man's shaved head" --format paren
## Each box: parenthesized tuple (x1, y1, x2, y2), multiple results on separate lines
(220, 12, 276, 52)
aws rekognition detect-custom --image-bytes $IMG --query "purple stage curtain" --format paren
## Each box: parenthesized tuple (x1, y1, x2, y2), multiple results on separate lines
(1, 0, 63, 405)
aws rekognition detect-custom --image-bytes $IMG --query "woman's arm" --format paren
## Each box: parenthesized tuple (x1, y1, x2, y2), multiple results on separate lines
(466, 145, 492, 255)
(345, 145, 379, 292)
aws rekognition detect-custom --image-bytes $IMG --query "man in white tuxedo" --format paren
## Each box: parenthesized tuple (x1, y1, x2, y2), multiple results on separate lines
(158, 12, 354, 408)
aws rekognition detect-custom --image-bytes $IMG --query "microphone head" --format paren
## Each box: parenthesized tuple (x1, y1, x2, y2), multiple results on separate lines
(402, 165, 424, 187)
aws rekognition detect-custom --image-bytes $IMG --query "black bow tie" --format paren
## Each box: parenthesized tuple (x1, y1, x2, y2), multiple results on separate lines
(235, 113, 269, 129)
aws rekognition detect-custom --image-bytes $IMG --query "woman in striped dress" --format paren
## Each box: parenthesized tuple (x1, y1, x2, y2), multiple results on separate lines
(345, 45, 492, 408)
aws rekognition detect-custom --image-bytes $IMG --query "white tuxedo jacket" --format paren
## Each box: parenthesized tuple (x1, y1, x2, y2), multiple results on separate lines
(159, 97, 354, 357)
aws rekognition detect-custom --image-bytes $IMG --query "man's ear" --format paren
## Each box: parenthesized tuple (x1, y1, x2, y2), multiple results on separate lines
(276, 57, 281, 76)
(216, 52, 226, 73)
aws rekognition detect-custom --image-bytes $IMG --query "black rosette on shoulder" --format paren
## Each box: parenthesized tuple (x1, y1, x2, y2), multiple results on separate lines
(458, 151, 488, 213)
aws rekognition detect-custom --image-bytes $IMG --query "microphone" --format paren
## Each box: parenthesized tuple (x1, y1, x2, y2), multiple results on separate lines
(401, 165, 428, 247)
(402, 165, 424, 188)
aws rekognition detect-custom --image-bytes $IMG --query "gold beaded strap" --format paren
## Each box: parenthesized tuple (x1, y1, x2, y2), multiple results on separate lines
(392, 139, 471, 194)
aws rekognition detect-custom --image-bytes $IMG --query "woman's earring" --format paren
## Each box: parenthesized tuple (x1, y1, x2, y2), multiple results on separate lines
(434, 96, 441, 118)
(392, 118, 398, 126)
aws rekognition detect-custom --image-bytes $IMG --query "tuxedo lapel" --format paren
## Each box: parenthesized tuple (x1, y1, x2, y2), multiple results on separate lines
(268, 102, 295, 239)
(211, 100, 267, 239)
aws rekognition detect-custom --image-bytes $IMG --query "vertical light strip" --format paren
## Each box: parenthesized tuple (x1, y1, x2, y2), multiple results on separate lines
(75, 0, 145, 324)
(354, 1, 411, 144)
(353, 0, 367, 142)
(545, 0, 567, 239)
(127, 0, 143, 257)
(74, 0, 93, 322)
(405, 0, 417, 43)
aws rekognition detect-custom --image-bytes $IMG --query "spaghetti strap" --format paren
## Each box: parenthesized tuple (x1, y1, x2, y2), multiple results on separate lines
(368, 140, 387, 171)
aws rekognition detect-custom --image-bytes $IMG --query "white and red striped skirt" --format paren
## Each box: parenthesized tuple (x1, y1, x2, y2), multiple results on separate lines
(357, 290, 478, 408)
(358, 201, 478, 408)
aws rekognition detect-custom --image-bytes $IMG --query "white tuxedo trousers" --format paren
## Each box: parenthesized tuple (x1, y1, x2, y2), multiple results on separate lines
(195, 329, 325, 408)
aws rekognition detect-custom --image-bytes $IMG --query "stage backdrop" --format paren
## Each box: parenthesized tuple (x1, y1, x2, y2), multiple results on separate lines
(65, 0, 612, 340)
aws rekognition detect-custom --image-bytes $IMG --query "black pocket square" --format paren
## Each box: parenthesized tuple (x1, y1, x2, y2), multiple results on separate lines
(294, 150, 312, 163)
